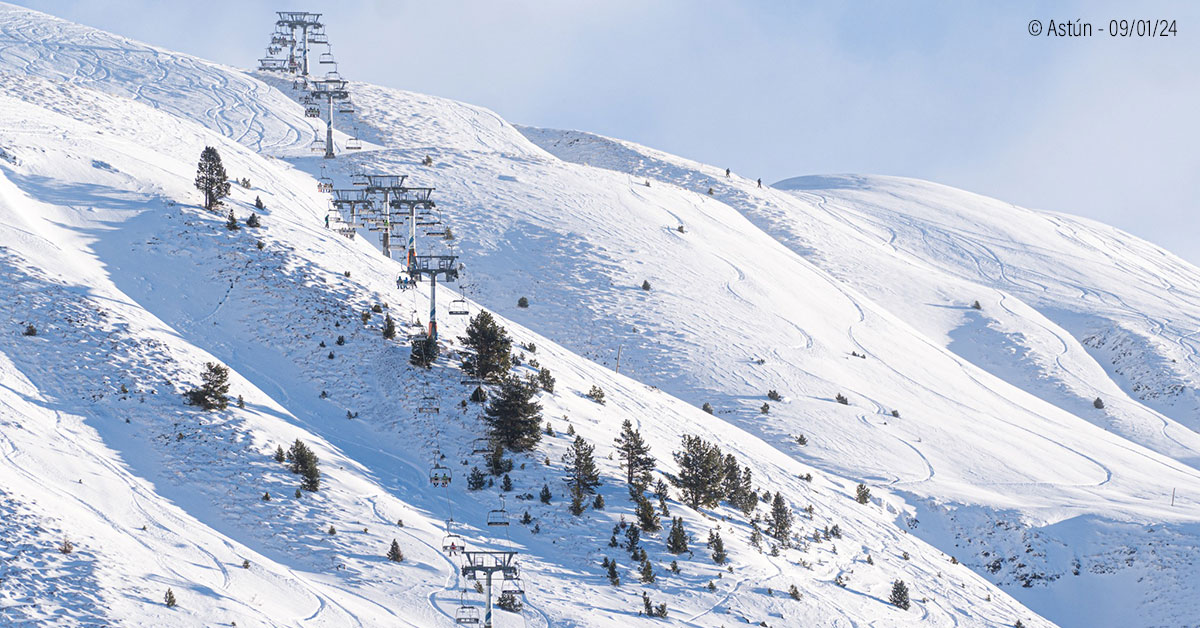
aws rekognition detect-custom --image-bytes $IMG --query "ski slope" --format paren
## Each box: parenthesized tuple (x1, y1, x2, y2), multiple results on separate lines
(0, 2, 1197, 626)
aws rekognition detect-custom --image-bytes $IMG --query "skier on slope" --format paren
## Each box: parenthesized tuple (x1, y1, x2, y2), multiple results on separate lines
(324, 214, 330, 229)
(725, 168, 730, 177)
(757, 178, 762, 188)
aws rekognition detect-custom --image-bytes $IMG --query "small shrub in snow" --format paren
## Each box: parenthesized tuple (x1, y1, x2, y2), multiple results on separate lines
(225, 209, 240, 230)
(606, 558, 620, 586)
(890, 579, 911, 610)
(262, 492, 271, 501)
(1094, 397, 1105, 409)
(501, 474, 513, 492)
(789, 584, 802, 600)
(517, 296, 529, 308)
(641, 280, 651, 291)
(164, 588, 177, 608)
(666, 517, 689, 554)
(587, 385, 606, 404)
(327, 525, 336, 535)
(855, 483, 871, 504)
(708, 530, 727, 564)
(256, 240, 264, 249)
(254, 196, 264, 210)
(537, 368, 555, 392)
(386, 539, 404, 562)
(382, 313, 395, 340)
(22, 324, 36, 336)
(467, 467, 485, 491)
(184, 362, 230, 410)
(58, 539, 73, 554)
(971, 300, 982, 310)
(639, 557, 656, 583)
(767, 389, 781, 401)
(701, 402, 713, 414)
(539, 484, 552, 503)
(336, 335, 345, 346)
(593, 494, 605, 510)
(760, 403, 769, 414)
(835, 393, 849, 405)
(795, 434, 807, 446)
(242, 559, 250, 569)
(891, 409, 901, 418)
(246, 212, 261, 228)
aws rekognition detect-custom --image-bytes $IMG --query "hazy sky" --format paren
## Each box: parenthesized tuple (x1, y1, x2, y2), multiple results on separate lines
(13, 0, 1199, 264)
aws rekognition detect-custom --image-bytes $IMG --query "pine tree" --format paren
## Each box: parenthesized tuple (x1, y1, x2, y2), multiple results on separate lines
(225, 209, 240, 230)
(194, 147, 230, 212)
(537, 367, 555, 392)
(635, 494, 661, 532)
(593, 493, 605, 510)
(467, 467, 486, 491)
(889, 579, 910, 610)
(382, 313, 395, 340)
(562, 435, 601, 494)
(484, 377, 543, 452)
(539, 484, 552, 503)
(701, 402, 713, 414)
(387, 539, 404, 562)
(568, 485, 586, 516)
(486, 441, 513, 476)
(614, 420, 655, 490)
(606, 558, 620, 585)
(708, 530, 727, 564)
(184, 362, 230, 410)
(254, 196, 265, 210)
(497, 591, 522, 612)
(459, 311, 512, 381)
(288, 439, 321, 492)
(639, 557, 656, 583)
(164, 587, 177, 607)
(409, 333, 437, 367)
(671, 435, 726, 509)
(767, 493, 792, 542)
(856, 483, 871, 505)
(274, 445, 285, 463)
(501, 474, 513, 491)
(666, 517, 689, 554)
(789, 584, 801, 600)
(641, 280, 651, 291)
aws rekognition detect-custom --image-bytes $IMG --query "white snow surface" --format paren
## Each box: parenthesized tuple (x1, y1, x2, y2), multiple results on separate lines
(0, 3, 1196, 627)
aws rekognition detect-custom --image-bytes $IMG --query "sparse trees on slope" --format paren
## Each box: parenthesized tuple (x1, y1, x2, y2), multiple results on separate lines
(194, 146, 230, 211)
(890, 579, 911, 610)
(459, 311, 512, 381)
(671, 435, 726, 509)
(485, 377, 543, 452)
(184, 362, 230, 410)
(767, 492, 793, 542)
(666, 517, 689, 554)
(288, 439, 321, 492)
(614, 420, 655, 491)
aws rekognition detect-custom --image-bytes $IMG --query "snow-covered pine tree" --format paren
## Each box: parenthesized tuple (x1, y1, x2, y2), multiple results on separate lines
(194, 147, 230, 212)
(484, 377, 543, 451)
(856, 483, 871, 504)
(708, 530, 727, 564)
(635, 494, 661, 532)
(382, 313, 395, 340)
(164, 588, 177, 607)
(639, 557, 655, 583)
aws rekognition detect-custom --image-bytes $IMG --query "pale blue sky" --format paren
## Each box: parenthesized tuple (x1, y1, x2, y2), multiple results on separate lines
(13, 0, 1200, 264)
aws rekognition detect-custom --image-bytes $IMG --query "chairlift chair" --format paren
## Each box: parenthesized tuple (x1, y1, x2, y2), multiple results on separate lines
(455, 598, 480, 625)
(442, 532, 465, 554)
(325, 69, 343, 82)
(318, 176, 334, 193)
(486, 502, 509, 527)
(304, 106, 321, 118)
(449, 298, 469, 316)
(319, 51, 335, 64)
(351, 173, 368, 186)
(309, 137, 325, 152)
(338, 102, 355, 115)
(346, 136, 363, 150)
(471, 437, 490, 454)
(429, 464, 452, 487)
(501, 576, 525, 596)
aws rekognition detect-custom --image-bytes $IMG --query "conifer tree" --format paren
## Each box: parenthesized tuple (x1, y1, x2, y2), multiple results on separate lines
(467, 467, 486, 491)
(288, 439, 321, 492)
(459, 311, 512, 381)
(562, 435, 601, 494)
(708, 530, 727, 564)
(382, 313, 395, 340)
(671, 435, 726, 509)
(767, 492, 792, 542)
(606, 559, 621, 586)
(486, 441, 513, 476)
(635, 494, 661, 532)
(164, 587, 177, 607)
(274, 445, 285, 463)
(539, 484, 552, 503)
(225, 209, 240, 230)
(890, 579, 911, 610)
(184, 362, 230, 410)
(497, 591, 522, 612)
(254, 196, 265, 210)
(194, 146, 230, 212)
(856, 483, 872, 504)
(639, 557, 656, 583)
(484, 377, 543, 451)
(666, 517, 689, 554)
(568, 485, 586, 516)
(387, 539, 404, 562)
(614, 419, 655, 491)
(701, 402, 713, 414)
(409, 334, 437, 367)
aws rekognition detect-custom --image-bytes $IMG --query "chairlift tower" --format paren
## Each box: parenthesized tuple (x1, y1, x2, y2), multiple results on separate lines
(460, 551, 519, 628)
(363, 175, 408, 256)
(387, 187, 435, 268)
(408, 254, 458, 342)
(308, 79, 349, 158)
(275, 11, 323, 78)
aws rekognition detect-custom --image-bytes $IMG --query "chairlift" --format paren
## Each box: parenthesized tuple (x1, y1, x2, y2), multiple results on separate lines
(304, 106, 321, 118)
(318, 177, 334, 193)
(442, 533, 465, 554)
(346, 136, 363, 151)
(430, 463, 452, 487)
(449, 298, 469, 316)
(319, 51, 335, 64)
(486, 499, 509, 527)
(501, 576, 525, 596)
(351, 173, 368, 186)
(455, 593, 480, 625)
(309, 137, 325, 152)
(338, 102, 355, 115)
(325, 69, 343, 82)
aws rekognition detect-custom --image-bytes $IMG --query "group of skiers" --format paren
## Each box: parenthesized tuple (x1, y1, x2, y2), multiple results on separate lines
(725, 168, 763, 188)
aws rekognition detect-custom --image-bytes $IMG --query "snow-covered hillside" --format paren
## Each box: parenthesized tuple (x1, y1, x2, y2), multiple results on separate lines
(0, 3, 1196, 627)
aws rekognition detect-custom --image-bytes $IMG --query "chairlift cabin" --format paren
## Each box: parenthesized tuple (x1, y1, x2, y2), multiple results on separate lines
(449, 298, 469, 316)
(486, 503, 509, 527)
(430, 464, 452, 487)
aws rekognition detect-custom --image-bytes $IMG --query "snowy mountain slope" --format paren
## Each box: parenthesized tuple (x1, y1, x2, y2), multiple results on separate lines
(0, 6, 1057, 628)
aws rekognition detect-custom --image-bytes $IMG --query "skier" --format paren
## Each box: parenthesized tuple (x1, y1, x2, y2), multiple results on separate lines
(757, 178, 762, 188)
(725, 168, 730, 177)
(324, 214, 330, 229)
